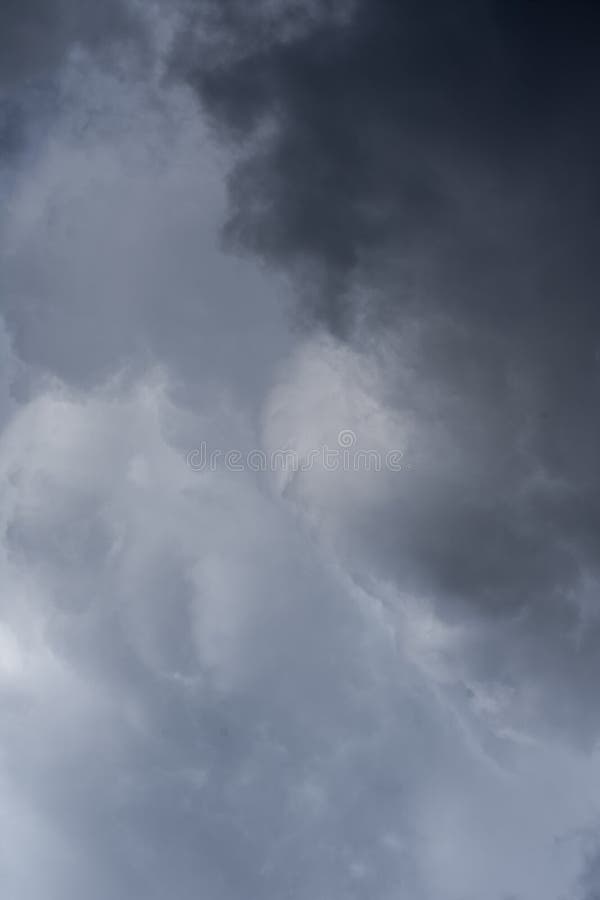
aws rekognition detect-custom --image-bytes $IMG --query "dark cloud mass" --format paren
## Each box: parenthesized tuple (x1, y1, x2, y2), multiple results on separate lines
(178, 0, 600, 740)
(178, 0, 600, 312)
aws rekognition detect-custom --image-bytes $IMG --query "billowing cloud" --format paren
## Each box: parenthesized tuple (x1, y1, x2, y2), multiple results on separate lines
(0, 338, 597, 900)
(174, 0, 600, 745)
(1, 2, 600, 899)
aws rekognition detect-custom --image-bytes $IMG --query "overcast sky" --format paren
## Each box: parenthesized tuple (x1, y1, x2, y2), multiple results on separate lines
(1, 2, 600, 899)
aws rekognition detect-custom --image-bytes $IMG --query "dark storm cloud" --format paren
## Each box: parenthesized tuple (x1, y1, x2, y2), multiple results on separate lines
(176, 0, 600, 321)
(177, 0, 600, 741)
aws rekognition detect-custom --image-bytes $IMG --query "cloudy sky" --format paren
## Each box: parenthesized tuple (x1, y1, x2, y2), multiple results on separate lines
(1, 2, 600, 898)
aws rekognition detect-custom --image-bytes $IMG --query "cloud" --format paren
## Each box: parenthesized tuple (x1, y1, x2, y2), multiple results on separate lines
(0, 54, 292, 399)
(1, 2, 600, 897)
(0, 0, 145, 86)
(176, 0, 600, 315)
(172, 0, 600, 751)
(0, 357, 596, 900)
(0, 0, 153, 164)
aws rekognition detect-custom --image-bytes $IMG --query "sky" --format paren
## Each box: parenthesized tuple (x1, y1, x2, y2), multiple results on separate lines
(1, 2, 600, 898)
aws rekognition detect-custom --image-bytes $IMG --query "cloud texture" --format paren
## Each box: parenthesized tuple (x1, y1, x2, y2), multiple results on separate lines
(1, 2, 600, 899)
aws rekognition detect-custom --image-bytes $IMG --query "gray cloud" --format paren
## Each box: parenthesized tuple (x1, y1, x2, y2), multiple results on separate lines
(175, 0, 600, 314)
(3, 0, 145, 80)
(0, 0, 151, 162)
(173, 0, 600, 748)
(1, 2, 600, 899)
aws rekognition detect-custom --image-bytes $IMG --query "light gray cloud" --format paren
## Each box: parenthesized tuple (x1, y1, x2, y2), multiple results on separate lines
(0, 357, 595, 900)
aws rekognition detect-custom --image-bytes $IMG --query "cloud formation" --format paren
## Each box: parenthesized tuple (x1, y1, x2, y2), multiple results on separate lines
(176, 0, 600, 744)
(1, 2, 600, 899)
